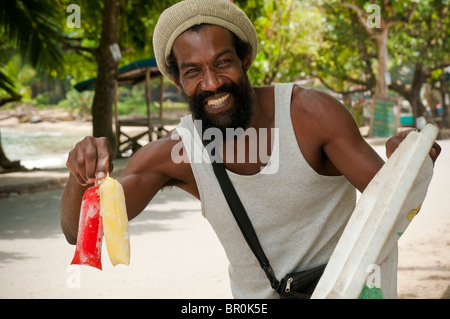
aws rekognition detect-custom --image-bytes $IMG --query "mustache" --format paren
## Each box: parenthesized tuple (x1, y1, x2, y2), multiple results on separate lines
(192, 82, 240, 103)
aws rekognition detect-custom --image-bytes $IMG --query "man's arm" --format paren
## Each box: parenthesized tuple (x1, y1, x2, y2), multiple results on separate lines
(61, 136, 112, 244)
(60, 134, 192, 245)
(291, 88, 440, 193)
(291, 87, 384, 192)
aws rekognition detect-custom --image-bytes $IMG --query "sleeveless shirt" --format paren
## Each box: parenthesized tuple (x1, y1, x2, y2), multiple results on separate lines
(175, 83, 397, 298)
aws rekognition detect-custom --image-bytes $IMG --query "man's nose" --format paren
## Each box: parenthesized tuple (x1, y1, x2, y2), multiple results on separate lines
(201, 68, 222, 92)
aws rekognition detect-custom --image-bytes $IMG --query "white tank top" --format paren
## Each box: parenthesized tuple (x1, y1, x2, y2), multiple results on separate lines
(175, 83, 396, 298)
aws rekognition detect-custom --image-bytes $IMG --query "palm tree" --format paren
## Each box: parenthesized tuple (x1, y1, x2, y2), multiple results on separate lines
(0, 0, 64, 170)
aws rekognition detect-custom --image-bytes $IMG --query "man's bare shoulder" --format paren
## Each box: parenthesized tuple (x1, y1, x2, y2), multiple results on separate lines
(291, 86, 357, 133)
(292, 86, 345, 115)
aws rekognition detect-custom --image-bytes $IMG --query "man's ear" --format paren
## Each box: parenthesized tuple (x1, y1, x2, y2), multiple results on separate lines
(242, 52, 252, 72)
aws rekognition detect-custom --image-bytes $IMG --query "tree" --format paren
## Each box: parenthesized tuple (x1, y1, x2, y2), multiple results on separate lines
(60, 0, 120, 152)
(248, 0, 324, 86)
(314, 1, 377, 97)
(340, 0, 417, 98)
(387, 0, 450, 126)
(316, 0, 449, 128)
(61, 0, 179, 154)
(0, 0, 64, 74)
(0, 0, 64, 170)
(91, 0, 120, 152)
(0, 48, 24, 106)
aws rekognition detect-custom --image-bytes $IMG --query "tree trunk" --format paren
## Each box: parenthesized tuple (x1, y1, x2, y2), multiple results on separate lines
(408, 90, 426, 128)
(0, 131, 25, 171)
(439, 75, 450, 128)
(91, 0, 120, 154)
(374, 29, 389, 98)
(410, 64, 428, 122)
(389, 64, 428, 128)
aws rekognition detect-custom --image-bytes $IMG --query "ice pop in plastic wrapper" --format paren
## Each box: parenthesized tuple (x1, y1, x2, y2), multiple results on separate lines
(71, 185, 103, 270)
(99, 177, 130, 266)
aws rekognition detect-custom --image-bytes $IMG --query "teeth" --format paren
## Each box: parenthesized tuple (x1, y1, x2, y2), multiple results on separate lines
(207, 93, 230, 106)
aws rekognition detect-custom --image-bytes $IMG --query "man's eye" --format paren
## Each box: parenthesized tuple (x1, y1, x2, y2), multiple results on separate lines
(185, 68, 200, 76)
(217, 59, 230, 66)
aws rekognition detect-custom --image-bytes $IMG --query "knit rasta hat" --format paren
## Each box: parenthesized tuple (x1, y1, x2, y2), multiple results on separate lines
(152, 0, 258, 83)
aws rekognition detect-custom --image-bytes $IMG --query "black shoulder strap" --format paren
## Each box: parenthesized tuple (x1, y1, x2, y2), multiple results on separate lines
(211, 161, 280, 290)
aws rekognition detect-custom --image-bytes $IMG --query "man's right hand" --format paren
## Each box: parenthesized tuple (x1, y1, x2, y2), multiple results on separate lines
(66, 136, 114, 186)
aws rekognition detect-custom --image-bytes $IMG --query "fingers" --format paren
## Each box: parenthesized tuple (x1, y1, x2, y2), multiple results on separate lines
(66, 141, 87, 185)
(385, 129, 411, 158)
(95, 137, 113, 180)
(84, 138, 98, 183)
(385, 129, 442, 163)
(398, 128, 417, 139)
(429, 141, 441, 163)
(385, 136, 401, 159)
(66, 136, 114, 186)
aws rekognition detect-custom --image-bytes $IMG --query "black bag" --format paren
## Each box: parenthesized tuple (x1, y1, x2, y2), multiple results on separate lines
(211, 161, 326, 299)
(277, 264, 326, 299)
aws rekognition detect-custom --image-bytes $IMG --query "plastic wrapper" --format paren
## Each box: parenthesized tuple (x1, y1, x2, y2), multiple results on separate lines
(99, 177, 130, 266)
(70, 185, 103, 270)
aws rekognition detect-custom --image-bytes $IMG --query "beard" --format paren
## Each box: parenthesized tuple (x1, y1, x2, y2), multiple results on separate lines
(186, 77, 254, 139)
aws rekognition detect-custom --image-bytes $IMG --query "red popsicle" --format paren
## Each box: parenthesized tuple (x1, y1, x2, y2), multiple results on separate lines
(70, 185, 103, 270)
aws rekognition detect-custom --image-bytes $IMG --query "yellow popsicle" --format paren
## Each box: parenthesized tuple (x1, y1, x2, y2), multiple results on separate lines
(99, 177, 130, 266)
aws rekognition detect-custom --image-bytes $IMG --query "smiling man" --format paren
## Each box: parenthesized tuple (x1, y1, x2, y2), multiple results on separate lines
(61, 0, 440, 299)
(169, 24, 254, 135)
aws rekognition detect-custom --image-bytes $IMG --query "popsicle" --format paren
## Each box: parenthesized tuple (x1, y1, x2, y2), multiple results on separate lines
(70, 184, 103, 270)
(99, 176, 130, 266)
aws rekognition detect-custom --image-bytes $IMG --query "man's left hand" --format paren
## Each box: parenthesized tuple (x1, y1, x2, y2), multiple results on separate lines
(385, 129, 441, 163)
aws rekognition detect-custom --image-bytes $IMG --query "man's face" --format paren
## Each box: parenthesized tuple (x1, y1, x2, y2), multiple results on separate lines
(172, 25, 253, 135)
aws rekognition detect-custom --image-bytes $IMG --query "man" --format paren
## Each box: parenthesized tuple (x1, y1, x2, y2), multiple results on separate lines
(61, 0, 441, 298)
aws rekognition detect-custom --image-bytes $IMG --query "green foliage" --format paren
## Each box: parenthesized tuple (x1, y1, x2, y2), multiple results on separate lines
(249, 0, 324, 85)
(317, 0, 449, 95)
(0, 0, 67, 105)
(115, 83, 186, 116)
(1, 0, 448, 128)
(117, 85, 148, 116)
(0, 0, 64, 74)
(56, 88, 94, 118)
(388, 0, 450, 70)
(0, 54, 36, 102)
(350, 98, 372, 128)
(314, 1, 377, 93)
